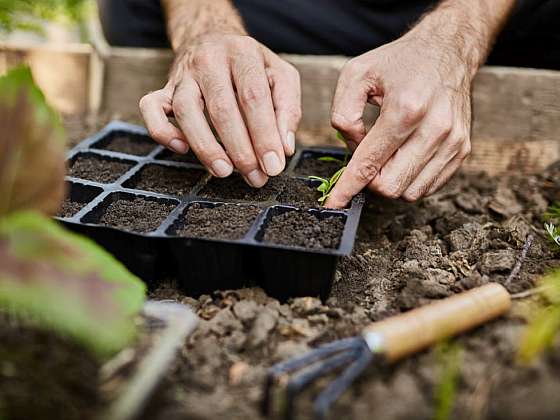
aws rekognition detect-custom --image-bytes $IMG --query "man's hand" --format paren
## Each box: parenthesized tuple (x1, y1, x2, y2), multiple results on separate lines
(140, 1, 301, 187)
(326, 0, 515, 208)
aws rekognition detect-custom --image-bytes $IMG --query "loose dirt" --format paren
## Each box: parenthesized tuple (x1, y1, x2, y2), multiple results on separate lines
(276, 178, 322, 208)
(142, 166, 560, 420)
(126, 165, 205, 196)
(294, 154, 345, 178)
(69, 155, 133, 184)
(200, 175, 283, 202)
(262, 210, 344, 249)
(176, 203, 261, 240)
(98, 197, 176, 233)
(57, 198, 87, 218)
(97, 134, 155, 156)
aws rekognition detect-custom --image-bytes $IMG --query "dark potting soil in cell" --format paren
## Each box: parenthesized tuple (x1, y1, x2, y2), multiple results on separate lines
(127, 165, 205, 196)
(57, 199, 87, 218)
(69, 155, 133, 183)
(200, 174, 282, 202)
(156, 149, 200, 164)
(176, 203, 260, 240)
(294, 155, 345, 178)
(277, 178, 321, 208)
(98, 198, 175, 233)
(98, 135, 155, 156)
(263, 211, 344, 249)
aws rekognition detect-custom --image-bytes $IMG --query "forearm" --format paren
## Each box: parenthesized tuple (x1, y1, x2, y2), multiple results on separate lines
(161, 0, 247, 51)
(407, 0, 516, 78)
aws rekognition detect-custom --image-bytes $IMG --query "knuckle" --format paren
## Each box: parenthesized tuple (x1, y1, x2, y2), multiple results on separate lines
(343, 57, 367, 77)
(289, 106, 303, 124)
(207, 94, 231, 118)
(238, 84, 268, 107)
(394, 94, 426, 125)
(138, 94, 151, 112)
(432, 119, 453, 139)
(172, 100, 188, 120)
(354, 156, 380, 184)
(331, 112, 355, 133)
(190, 50, 214, 70)
(376, 182, 402, 200)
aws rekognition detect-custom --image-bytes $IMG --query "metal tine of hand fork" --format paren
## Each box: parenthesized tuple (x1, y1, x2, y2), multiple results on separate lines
(263, 336, 370, 420)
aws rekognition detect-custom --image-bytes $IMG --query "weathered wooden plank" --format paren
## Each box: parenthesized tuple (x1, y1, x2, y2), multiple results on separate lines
(0, 42, 91, 115)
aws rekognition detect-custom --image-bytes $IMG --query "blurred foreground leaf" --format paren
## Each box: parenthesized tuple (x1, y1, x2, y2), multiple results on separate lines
(0, 211, 146, 356)
(434, 342, 463, 420)
(0, 66, 66, 217)
(0, 67, 146, 357)
(518, 270, 560, 363)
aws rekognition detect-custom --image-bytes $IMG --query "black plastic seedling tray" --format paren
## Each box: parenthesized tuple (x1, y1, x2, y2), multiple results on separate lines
(57, 121, 364, 300)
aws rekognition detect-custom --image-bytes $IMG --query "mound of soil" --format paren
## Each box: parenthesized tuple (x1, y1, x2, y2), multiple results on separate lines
(58, 199, 87, 218)
(141, 164, 560, 420)
(200, 175, 282, 202)
(156, 149, 200, 164)
(277, 178, 321, 208)
(294, 154, 344, 178)
(0, 319, 100, 420)
(175, 203, 261, 240)
(98, 197, 175, 233)
(69, 155, 133, 183)
(126, 165, 205, 196)
(96, 134, 155, 156)
(262, 210, 344, 249)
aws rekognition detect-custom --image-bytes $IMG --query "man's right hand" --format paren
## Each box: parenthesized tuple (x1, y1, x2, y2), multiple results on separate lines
(140, 34, 301, 187)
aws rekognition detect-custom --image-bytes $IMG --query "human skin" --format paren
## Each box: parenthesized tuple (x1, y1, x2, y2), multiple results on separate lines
(139, 0, 301, 188)
(325, 0, 516, 208)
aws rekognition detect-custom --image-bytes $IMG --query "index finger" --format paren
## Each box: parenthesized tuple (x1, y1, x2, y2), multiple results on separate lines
(324, 105, 419, 208)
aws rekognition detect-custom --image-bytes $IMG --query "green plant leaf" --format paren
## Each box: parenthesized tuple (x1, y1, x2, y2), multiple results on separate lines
(0, 66, 66, 217)
(518, 270, 560, 363)
(0, 211, 146, 357)
(434, 342, 463, 420)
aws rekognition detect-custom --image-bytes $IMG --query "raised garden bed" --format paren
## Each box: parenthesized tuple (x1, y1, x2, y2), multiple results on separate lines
(58, 121, 364, 300)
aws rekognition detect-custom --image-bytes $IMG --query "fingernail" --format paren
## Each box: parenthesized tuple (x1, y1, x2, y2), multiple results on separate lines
(169, 139, 187, 154)
(286, 131, 296, 155)
(262, 151, 284, 176)
(245, 169, 268, 188)
(211, 159, 233, 177)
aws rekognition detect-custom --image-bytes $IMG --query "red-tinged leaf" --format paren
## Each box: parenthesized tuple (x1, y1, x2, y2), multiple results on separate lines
(0, 66, 66, 217)
(0, 212, 146, 357)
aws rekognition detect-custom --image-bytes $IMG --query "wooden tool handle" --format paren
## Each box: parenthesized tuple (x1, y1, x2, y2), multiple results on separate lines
(363, 283, 511, 362)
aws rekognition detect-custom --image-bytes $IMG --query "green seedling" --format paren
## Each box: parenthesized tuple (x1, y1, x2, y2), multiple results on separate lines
(317, 131, 351, 167)
(309, 166, 346, 205)
(434, 342, 463, 420)
(544, 203, 560, 246)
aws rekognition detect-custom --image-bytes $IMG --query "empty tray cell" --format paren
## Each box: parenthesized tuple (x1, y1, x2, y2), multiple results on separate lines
(258, 207, 346, 250)
(199, 174, 282, 202)
(82, 192, 178, 234)
(92, 131, 156, 156)
(57, 181, 103, 218)
(294, 150, 348, 178)
(277, 177, 322, 208)
(123, 164, 206, 196)
(169, 202, 261, 240)
(68, 153, 135, 183)
(155, 149, 200, 164)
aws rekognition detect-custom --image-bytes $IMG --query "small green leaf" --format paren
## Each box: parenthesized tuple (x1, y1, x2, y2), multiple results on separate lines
(336, 131, 346, 142)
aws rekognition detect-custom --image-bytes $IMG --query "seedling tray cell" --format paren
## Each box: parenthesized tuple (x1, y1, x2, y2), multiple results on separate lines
(56, 121, 365, 300)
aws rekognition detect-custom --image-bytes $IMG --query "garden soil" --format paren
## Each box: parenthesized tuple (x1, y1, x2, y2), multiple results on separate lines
(143, 166, 560, 420)
(4, 117, 560, 420)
